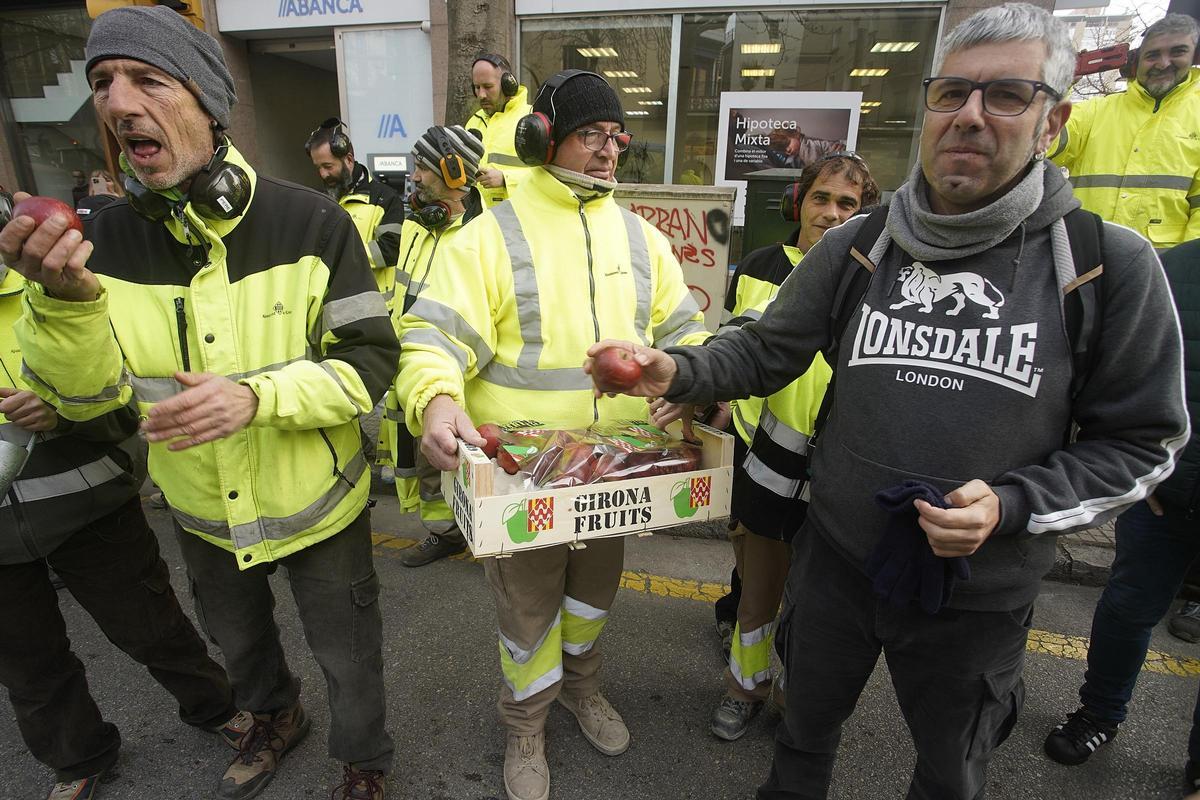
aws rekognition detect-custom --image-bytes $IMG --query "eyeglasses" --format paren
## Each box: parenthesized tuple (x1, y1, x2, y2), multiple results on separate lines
(922, 77, 1062, 117)
(817, 150, 870, 170)
(574, 128, 633, 153)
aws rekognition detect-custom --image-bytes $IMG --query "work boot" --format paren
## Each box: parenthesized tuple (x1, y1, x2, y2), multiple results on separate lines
(557, 691, 630, 756)
(398, 533, 466, 567)
(210, 710, 255, 750)
(47, 773, 103, 800)
(217, 703, 310, 799)
(1170, 601, 1200, 643)
(710, 693, 763, 741)
(331, 765, 386, 799)
(1043, 707, 1118, 766)
(503, 731, 549, 800)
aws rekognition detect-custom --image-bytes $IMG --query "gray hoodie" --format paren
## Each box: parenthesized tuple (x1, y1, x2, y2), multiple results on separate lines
(666, 164, 1189, 611)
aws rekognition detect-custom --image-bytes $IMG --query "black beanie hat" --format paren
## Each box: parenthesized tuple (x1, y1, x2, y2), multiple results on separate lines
(533, 71, 624, 141)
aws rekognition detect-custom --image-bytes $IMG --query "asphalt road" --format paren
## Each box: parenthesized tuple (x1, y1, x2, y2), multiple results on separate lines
(2, 492, 1199, 800)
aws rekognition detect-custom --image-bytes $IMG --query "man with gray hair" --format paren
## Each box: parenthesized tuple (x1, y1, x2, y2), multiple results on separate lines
(1051, 13, 1199, 249)
(581, 4, 1188, 798)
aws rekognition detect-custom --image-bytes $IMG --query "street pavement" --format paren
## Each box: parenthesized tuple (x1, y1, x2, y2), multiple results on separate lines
(2, 492, 1199, 800)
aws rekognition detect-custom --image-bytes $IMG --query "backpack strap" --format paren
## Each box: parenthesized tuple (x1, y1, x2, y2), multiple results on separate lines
(1058, 208, 1105, 399)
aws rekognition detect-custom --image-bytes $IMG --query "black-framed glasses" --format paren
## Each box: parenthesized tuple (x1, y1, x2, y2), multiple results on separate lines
(574, 128, 633, 153)
(922, 77, 1063, 116)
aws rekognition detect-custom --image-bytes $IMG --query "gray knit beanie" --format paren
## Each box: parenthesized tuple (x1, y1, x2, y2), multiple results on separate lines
(85, 6, 237, 129)
(533, 71, 624, 141)
(412, 125, 486, 186)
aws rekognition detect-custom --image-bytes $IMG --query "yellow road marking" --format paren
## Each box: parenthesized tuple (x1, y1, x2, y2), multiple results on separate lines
(371, 534, 1200, 677)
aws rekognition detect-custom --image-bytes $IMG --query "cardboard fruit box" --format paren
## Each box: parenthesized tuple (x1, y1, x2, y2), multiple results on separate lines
(443, 422, 734, 558)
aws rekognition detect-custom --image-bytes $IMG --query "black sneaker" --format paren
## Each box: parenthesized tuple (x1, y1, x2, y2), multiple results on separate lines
(1170, 601, 1200, 644)
(1044, 708, 1118, 765)
(710, 693, 762, 741)
(398, 533, 466, 567)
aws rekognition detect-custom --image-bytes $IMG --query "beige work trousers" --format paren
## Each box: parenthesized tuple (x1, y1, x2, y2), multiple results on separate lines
(725, 524, 790, 702)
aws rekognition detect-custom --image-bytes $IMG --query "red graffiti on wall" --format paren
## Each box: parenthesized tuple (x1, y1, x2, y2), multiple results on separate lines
(626, 202, 719, 269)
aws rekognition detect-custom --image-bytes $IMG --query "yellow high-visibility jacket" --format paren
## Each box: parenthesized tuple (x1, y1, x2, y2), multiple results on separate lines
(15, 145, 400, 569)
(1051, 67, 1200, 249)
(466, 86, 533, 208)
(339, 162, 405, 309)
(396, 166, 709, 433)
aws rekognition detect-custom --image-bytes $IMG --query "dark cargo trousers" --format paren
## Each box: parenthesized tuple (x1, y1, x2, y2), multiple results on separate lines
(175, 507, 394, 773)
(0, 497, 234, 781)
(759, 527, 1030, 800)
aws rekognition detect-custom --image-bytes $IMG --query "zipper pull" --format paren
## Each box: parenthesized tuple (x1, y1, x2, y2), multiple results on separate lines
(174, 297, 191, 372)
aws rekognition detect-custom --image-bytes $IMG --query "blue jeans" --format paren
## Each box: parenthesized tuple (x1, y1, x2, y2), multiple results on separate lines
(1080, 500, 1200, 724)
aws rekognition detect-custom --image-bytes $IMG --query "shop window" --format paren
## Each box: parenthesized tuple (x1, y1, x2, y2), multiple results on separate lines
(520, 15, 672, 184)
(676, 8, 941, 192)
(0, 5, 108, 202)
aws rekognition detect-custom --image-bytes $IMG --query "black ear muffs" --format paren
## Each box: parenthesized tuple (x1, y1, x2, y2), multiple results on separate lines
(780, 182, 803, 222)
(409, 196, 451, 229)
(475, 54, 519, 98)
(327, 119, 351, 158)
(513, 70, 607, 167)
(126, 144, 251, 223)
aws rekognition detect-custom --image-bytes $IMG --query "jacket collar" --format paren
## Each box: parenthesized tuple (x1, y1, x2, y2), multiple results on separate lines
(343, 161, 371, 199)
(476, 85, 530, 122)
(1130, 65, 1199, 106)
(526, 165, 616, 210)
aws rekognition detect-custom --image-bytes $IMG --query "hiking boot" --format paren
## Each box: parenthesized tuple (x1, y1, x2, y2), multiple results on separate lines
(503, 731, 549, 800)
(715, 619, 734, 661)
(217, 703, 310, 799)
(1044, 707, 1118, 766)
(556, 691, 629, 756)
(1170, 601, 1200, 644)
(398, 533, 466, 567)
(211, 710, 255, 750)
(331, 765, 386, 799)
(47, 773, 103, 800)
(711, 693, 763, 741)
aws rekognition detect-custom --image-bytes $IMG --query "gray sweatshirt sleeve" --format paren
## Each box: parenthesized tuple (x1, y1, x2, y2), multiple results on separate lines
(992, 226, 1190, 536)
(664, 220, 850, 405)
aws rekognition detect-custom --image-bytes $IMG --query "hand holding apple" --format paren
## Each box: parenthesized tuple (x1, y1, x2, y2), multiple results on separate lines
(477, 423, 502, 458)
(583, 339, 677, 398)
(0, 192, 99, 301)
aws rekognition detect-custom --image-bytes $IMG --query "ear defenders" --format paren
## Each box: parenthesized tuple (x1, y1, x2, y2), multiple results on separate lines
(431, 128, 469, 190)
(474, 54, 519, 98)
(780, 182, 804, 223)
(125, 143, 251, 223)
(409, 195, 452, 229)
(310, 117, 352, 158)
(513, 69, 606, 167)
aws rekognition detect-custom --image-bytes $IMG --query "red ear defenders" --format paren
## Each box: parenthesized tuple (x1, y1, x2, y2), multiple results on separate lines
(513, 69, 607, 167)
(780, 182, 804, 223)
(431, 128, 468, 190)
(474, 54, 519, 98)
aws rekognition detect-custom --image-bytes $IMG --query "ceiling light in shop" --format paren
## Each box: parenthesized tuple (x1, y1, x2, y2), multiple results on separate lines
(871, 41, 920, 53)
(741, 68, 776, 78)
(577, 47, 619, 58)
(850, 68, 890, 77)
(638, 100, 664, 106)
(885, 119, 908, 124)
(622, 86, 653, 93)
(859, 108, 873, 114)
(626, 110, 651, 116)
(741, 43, 781, 54)
(603, 70, 638, 78)
(861, 101, 882, 108)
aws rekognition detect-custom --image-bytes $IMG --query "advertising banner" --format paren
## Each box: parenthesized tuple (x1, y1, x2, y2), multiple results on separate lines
(715, 92, 862, 223)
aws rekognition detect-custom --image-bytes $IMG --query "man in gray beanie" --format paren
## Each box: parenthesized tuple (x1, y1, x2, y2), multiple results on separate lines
(0, 5, 398, 800)
(395, 72, 708, 800)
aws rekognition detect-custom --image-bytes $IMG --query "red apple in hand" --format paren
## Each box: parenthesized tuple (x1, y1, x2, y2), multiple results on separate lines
(13, 196, 83, 235)
(477, 423, 502, 459)
(591, 345, 643, 393)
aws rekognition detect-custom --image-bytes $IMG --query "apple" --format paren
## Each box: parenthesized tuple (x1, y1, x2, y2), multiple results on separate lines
(496, 446, 521, 475)
(12, 196, 83, 236)
(591, 345, 643, 393)
(477, 423, 502, 459)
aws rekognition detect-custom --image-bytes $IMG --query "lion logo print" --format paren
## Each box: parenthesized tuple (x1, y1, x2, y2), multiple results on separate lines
(890, 262, 1005, 320)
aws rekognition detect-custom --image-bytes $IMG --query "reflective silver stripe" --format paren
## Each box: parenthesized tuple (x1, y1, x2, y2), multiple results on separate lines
(402, 327, 470, 373)
(488, 152, 527, 168)
(719, 308, 734, 324)
(171, 450, 368, 548)
(395, 268, 411, 288)
(322, 291, 389, 336)
(509, 665, 564, 702)
(1189, 195, 1200, 210)
(653, 299, 707, 348)
(563, 594, 608, 621)
(729, 657, 772, 691)
(716, 307, 762, 336)
(385, 406, 405, 422)
(1071, 174, 1193, 191)
(131, 357, 309, 404)
(22, 363, 127, 406)
(1048, 128, 1068, 159)
(2, 455, 125, 505)
(759, 406, 810, 455)
(478, 361, 593, 391)
(318, 361, 360, 409)
(368, 240, 386, 271)
(382, 288, 395, 303)
(395, 465, 421, 478)
(730, 401, 757, 443)
(499, 610, 561, 665)
(621, 209, 652, 346)
(375, 223, 404, 236)
(738, 619, 774, 647)
(404, 297, 494, 366)
(489, 202, 543, 373)
(742, 451, 803, 498)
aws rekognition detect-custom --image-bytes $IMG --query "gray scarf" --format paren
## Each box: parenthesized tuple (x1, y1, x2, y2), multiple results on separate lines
(544, 164, 616, 202)
(887, 159, 1046, 262)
